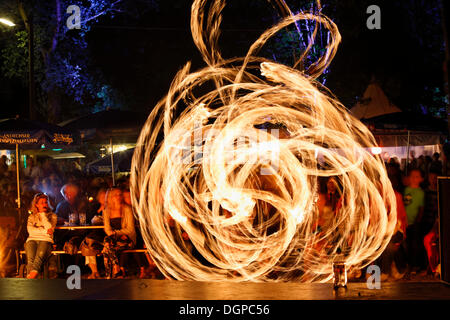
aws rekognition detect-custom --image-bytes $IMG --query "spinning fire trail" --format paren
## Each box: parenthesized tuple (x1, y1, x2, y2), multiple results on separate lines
(129, 0, 397, 282)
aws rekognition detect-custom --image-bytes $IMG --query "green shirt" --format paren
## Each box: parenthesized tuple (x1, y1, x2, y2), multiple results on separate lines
(403, 186, 425, 225)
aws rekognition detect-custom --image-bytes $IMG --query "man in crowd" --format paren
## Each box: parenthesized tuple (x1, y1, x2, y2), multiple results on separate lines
(54, 183, 89, 275)
(55, 183, 88, 225)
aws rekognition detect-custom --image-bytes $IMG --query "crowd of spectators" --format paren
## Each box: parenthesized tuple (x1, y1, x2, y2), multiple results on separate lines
(378, 152, 443, 280)
(360, 151, 443, 281)
(0, 154, 162, 279)
(0, 149, 448, 281)
(300, 151, 446, 282)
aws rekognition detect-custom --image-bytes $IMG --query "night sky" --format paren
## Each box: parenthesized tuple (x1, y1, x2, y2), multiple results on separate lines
(0, 0, 448, 126)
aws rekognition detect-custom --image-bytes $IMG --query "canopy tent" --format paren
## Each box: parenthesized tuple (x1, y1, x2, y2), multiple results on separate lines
(348, 79, 447, 168)
(365, 111, 448, 133)
(371, 129, 444, 167)
(364, 111, 447, 146)
(21, 148, 85, 159)
(59, 109, 147, 144)
(86, 148, 134, 174)
(0, 118, 77, 150)
(50, 152, 85, 160)
(86, 147, 134, 174)
(362, 112, 447, 171)
(0, 117, 78, 210)
(372, 130, 444, 147)
(350, 80, 402, 120)
(60, 109, 148, 185)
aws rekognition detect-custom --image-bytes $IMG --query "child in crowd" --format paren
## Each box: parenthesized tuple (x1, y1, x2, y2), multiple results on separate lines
(403, 169, 426, 275)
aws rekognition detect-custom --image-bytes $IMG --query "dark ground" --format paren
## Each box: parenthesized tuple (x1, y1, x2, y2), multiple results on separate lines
(0, 277, 449, 300)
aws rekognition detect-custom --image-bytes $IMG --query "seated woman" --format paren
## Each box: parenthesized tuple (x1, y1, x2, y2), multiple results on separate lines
(102, 187, 136, 279)
(25, 193, 57, 279)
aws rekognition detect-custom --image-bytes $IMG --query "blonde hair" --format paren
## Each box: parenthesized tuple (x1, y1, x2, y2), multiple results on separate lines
(103, 187, 136, 244)
(29, 193, 53, 214)
(29, 193, 54, 223)
(104, 187, 123, 216)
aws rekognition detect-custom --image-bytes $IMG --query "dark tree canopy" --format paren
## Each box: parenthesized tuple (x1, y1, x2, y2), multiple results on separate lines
(0, 0, 156, 123)
(0, 0, 447, 127)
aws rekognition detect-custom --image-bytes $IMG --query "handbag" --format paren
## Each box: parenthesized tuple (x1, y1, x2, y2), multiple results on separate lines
(63, 236, 82, 255)
(80, 236, 103, 256)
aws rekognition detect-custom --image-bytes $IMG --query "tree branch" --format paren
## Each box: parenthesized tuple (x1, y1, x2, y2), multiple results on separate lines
(80, 0, 123, 25)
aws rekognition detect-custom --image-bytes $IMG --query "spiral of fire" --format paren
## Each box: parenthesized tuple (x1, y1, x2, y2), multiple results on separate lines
(130, 0, 396, 282)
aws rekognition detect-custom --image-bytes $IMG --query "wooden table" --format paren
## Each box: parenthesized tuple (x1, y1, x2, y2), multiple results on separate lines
(55, 225, 104, 230)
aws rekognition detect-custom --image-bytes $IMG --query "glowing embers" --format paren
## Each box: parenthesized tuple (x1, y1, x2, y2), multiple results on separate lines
(130, 0, 396, 282)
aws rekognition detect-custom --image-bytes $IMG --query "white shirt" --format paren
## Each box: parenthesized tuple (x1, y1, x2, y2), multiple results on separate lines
(26, 212, 57, 243)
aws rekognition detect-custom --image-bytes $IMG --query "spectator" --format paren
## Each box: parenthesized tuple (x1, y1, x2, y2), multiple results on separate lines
(315, 177, 331, 231)
(55, 183, 88, 225)
(423, 220, 440, 277)
(41, 178, 54, 203)
(421, 169, 439, 275)
(83, 189, 107, 279)
(23, 156, 34, 178)
(443, 142, 450, 176)
(8, 162, 16, 175)
(54, 183, 89, 274)
(377, 164, 408, 280)
(24, 193, 57, 279)
(41, 158, 55, 177)
(422, 170, 439, 236)
(388, 157, 401, 168)
(90, 188, 107, 226)
(325, 176, 341, 212)
(49, 174, 64, 205)
(72, 159, 83, 173)
(403, 169, 426, 275)
(102, 188, 136, 279)
(121, 189, 153, 278)
(417, 155, 426, 177)
(0, 155, 8, 177)
(429, 152, 442, 175)
(424, 155, 433, 178)
(387, 163, 404, 194)
(407, 150, 417, 172)
(30, 157, 45, 180)
(324, 176, 343, 240)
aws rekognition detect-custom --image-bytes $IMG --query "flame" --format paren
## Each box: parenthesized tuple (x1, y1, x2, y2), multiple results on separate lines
(130, 0, 396, 282)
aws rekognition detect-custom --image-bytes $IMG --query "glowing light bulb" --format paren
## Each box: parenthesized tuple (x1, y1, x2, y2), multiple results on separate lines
(0, 18, 15, 27)
(371, 147, 382, 155)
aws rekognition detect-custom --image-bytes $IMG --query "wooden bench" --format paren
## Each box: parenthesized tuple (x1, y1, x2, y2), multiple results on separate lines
(17, 249, 149, 278)
(19, 249, 147, 255)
